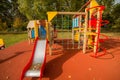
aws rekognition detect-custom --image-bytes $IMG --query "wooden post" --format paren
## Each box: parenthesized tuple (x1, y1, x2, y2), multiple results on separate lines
(72, 29, 75, 49)
(48, 22, 52, 55)
(78, 15, 82, 49)
(67, 15, 70, 49)
(45, 20, 48, 40)
(83, 9, 88, 54)
(72, 17, 75, 49)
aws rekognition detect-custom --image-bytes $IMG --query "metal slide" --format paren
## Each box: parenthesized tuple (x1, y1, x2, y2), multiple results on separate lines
(21, 38, 47, 80)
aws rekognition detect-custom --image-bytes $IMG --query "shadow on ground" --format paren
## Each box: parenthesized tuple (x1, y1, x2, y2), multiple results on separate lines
(95, 39, 120, 59)
(43, 49, 79, 80)
(0, 50, 31, 64)
(101, 39, 120, 50)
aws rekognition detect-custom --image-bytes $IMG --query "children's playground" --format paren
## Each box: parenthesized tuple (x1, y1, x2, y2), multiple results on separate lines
(0, 0, 120, 80)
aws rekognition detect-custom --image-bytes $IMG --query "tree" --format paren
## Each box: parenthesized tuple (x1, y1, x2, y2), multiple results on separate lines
(46, 0, 84, 11)
(11, 0, 27, 19)
(13, 17, 22, 29)
(96, 0, 115, 29)
(0, 0, 12, 29)
(18, 0, 47, 20)
(97, 0, 115, 17)
(0, 0, 27, 31)
(111, 3, 120, 29)
(45, 0, 84, 29)
(0, 19, 7, 31)
(111, 3, 120, 20)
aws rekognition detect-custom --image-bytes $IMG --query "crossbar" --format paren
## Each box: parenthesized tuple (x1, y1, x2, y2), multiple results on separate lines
(57, 12, 86, 15)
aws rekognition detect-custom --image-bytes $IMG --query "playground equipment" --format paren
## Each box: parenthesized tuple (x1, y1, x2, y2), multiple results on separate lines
(21, 37, 47, 80)
(0, 38, 5, 50)
(21, 20, 47, 80)
(21, 0, 109, 79)
(47, 0, 109, 57)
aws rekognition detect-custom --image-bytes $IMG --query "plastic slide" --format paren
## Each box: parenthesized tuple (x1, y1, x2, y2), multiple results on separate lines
(21, 37, 47, 80)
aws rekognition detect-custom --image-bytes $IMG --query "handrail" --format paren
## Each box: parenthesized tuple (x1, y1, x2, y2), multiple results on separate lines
(86, 5, 105, 11)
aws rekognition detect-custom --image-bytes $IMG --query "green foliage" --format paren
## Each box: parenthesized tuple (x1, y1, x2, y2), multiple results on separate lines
(0, 0, 27, 31)
(0, 0, 12, 30)
(18, 0, 47, 20)
(96, 0, 120, 31)
(13, 17, 22, 29)
(112, 18, 120, 29)
(97, 0, 115, 19)
(111, 3, 120, 19)
(46, 0, 84, 29)
(71, 0, 85, 11)
(46, 0, 84, 11)
(0, 19, 7, 31)
(0, 0, 12, 21)
(111, 3, 120, 29)
(97, 0, 115, 12)
(12, 17, 28, 31)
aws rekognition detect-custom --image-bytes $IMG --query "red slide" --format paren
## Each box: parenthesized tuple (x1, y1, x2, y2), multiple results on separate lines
(20, 37, 47, 80)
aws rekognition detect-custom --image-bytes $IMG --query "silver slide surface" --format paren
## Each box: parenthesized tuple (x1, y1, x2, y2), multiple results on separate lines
(25, 40, 46, 77)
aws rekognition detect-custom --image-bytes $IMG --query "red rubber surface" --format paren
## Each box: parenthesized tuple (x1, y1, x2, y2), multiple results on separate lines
(0, 38, 120, 80)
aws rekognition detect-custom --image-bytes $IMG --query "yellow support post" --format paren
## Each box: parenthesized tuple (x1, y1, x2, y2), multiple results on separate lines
(34, 20, 38, 39)
(45, 20, 49, 40)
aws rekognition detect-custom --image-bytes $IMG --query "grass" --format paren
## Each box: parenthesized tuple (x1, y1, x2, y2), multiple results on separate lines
(0, 33, 27, 47)
(0, 31, 119, 48)
(57, 31, 72, 39)
(57, 31, 120, 40)
(102, 32, 120, 37)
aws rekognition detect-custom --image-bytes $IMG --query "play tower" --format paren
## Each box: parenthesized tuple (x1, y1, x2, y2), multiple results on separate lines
(47, 0, 108, 57)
